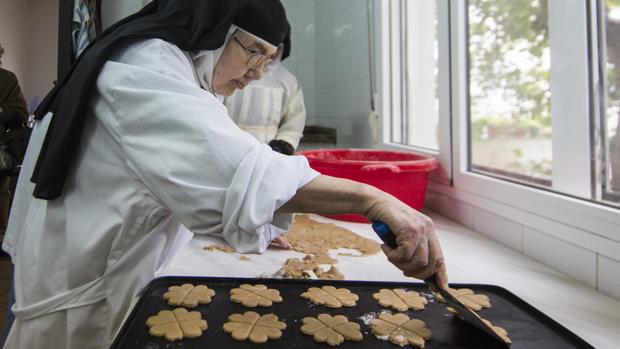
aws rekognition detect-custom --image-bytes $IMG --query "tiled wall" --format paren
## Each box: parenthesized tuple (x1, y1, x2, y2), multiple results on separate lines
(426, 188, 620, 302)
(281, 0, 317, 126)
(281, 0, 373, 147)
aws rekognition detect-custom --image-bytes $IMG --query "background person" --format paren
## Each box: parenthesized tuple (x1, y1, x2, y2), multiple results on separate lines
(224, 43, 305, 155)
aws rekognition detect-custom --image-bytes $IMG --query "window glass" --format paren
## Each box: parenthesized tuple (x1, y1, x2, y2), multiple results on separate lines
(468, 0, 552, 186)
(603, 0, 620, 204)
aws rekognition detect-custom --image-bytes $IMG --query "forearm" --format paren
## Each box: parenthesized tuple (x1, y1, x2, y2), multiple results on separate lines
(277, 175, 382, 216)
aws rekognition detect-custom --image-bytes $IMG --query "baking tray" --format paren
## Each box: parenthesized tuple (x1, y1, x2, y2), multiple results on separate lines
(111, 277, 594, 349)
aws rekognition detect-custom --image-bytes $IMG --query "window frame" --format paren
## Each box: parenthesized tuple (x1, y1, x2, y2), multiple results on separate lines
(375, 0, 620, 245)
(375, 0, 453, 183)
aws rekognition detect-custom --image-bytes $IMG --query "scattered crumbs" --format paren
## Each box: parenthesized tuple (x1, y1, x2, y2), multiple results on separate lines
(375, 334, 389, 341)
(203, 244, 236, 253)
(421, 291, 435, 299)
(359, 311, 382, 326)
(393, 334, 406, 343)
(239, 255, 251, 261)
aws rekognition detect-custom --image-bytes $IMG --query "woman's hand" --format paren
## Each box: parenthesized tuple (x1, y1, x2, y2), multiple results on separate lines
(364, 193, 448, 289)
(269, 235, 292, 249)
(277, 175, 448, 288)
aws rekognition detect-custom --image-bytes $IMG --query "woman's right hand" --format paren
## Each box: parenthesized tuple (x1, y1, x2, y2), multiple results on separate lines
(363, 192, 448, 289)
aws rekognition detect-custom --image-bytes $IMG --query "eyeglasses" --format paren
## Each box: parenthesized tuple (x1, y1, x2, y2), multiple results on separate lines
(232, 36, 274, 70)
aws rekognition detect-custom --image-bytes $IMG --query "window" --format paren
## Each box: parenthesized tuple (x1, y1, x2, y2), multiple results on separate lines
(602, 0, 620, 204)
(386, 0, 442, 152)
(379, 0, 620, 210)
(468, 0, 552, 186)
(464, 0, 619, 207)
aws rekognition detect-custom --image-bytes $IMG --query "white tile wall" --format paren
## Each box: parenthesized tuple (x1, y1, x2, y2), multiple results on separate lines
(315, 0, 372, 147)
(598, 255, 620, 300)
(426, 192, 475, 229)
(523, 227, 597, 288)
(281, 0, 317, 125)
(426, 192, 620, 301)
(474, 209, 523, 252)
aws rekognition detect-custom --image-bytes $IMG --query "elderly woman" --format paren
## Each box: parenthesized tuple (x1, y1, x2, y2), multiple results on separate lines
(2, 1, 447, 348)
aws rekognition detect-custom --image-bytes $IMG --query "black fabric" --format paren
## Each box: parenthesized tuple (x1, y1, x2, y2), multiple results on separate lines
(268, 140, 294, 156)
(31, 0, 290, 200)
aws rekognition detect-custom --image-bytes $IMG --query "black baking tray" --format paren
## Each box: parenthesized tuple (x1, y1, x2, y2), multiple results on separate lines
(111, 277, 594, 349)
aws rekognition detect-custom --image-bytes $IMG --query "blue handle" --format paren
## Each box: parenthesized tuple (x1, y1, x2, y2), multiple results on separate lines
(371, 221, 398, 249)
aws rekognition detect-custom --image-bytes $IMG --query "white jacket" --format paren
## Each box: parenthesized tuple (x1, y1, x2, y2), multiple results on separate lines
(2, 39, 318, 348)
(224, 64, 306, 149)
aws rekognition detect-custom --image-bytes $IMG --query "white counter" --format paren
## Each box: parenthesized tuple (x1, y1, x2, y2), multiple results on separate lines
(158, 212, 620, 349)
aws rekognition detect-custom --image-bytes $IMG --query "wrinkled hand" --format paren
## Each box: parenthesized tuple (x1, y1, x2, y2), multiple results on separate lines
(269, 236, 292, 250)
(366, 196, 448, 289)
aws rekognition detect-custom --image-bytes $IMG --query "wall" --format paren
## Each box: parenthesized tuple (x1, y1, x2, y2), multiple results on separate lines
(0, 0, 30, 94)
(24, 0, 59, 105)
(0, 0, 58, 111)
(426, 184, 620, 302)
(280, 0, 317, 126)
(315, 0, 372, 147)
(281, 0, 373, 147)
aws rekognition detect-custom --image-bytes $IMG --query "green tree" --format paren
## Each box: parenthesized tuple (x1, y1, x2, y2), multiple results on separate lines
(469, 0, 550, 125)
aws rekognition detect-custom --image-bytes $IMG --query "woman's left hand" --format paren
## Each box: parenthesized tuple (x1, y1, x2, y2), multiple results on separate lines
(269, 236, 292, 249)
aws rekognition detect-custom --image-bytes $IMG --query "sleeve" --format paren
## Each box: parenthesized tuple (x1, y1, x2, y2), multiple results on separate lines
(274, 83, 306, 150)
(0, 74, 28, 128)
(98, 47, 319, 253)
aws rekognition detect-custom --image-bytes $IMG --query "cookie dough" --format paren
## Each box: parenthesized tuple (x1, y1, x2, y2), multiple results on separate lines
(436, 288, 491, 311)
(371, 313, 432, 348)
(223, 311, 286, 343)
(284, 215, 381, 256)
(447, 307, 511, 344)
(146, 308, 208, 341)
(203, 244, 236, 253)
(301, 286, 359, 308)
(481, 318, 512, 344)
(230, 284, 283, 307)
(301, 314, 363, 346)
(277, 255, 344, 280)
(373, 289, 428, 312)
(163, 284, 215, 308)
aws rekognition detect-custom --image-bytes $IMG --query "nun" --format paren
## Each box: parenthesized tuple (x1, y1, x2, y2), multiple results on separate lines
(2, 1, 447, 347)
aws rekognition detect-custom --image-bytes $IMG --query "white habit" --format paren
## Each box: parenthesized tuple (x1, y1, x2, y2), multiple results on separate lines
(2, 38, 318, 348)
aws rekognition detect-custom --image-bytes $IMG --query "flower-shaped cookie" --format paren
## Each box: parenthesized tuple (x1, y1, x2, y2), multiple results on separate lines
(436, 288, 491, 311)
(447, 307, 511, 344)
(163, 284, 215, 308)
(481, 318, 512, 344)
(223, 311, 287, 343)
(373, 289, 428, 311)
(301, 314, 363, 346)
(301, 286, 359, 308)
(146, 308, 208, 341)
(230, 284, 283, 307)
(371, 312, 432, 348)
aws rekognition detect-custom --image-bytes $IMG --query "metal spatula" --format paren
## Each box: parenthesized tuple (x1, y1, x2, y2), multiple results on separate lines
(372, 221, 511, 347)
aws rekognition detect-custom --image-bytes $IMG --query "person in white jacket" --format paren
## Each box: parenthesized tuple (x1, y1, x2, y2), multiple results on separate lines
(2, 1, 448, 348)
(224, 49, 306, 155)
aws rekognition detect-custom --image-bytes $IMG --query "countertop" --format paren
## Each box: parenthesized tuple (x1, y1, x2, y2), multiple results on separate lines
(158, 212, 620, 349)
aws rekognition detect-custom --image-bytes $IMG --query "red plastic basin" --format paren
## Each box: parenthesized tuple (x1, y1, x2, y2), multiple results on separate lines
(299, 149, 438, 223)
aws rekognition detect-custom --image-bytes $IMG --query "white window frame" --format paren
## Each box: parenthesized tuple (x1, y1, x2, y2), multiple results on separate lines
(374, 0, 453, 183)
(375, 0, 620, 247)
(449, 0, 620, 245)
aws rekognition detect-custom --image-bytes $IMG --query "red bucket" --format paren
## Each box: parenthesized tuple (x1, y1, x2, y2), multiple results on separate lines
(299, 149, 438, 223)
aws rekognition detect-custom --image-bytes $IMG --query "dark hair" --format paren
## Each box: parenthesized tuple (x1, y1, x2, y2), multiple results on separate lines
(0, 43, 4, 65)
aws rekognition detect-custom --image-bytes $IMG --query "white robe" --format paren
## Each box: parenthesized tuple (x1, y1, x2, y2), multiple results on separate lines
(2, 38, 318, 348)
(224, 64, 306, 149)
